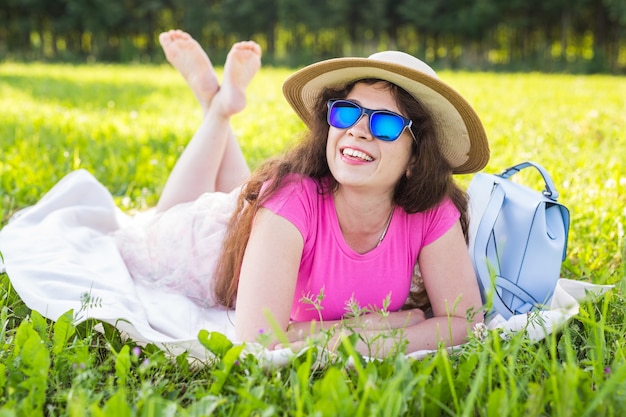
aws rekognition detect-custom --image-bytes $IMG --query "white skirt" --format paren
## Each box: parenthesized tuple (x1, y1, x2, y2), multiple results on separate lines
(113, 184, 239, 308)
(0, 169, 243, 357)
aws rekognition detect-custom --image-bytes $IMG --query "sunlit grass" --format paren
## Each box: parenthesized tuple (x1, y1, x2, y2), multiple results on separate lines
(1, 62, 625, 415)
(447, 72, 626, 279)
(0, 63, 297, 218)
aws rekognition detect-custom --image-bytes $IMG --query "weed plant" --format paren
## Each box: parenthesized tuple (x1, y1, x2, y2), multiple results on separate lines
(0, 62, 625, 415)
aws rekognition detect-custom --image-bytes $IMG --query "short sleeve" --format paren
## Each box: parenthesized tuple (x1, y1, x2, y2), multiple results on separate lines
(421, 198, 460, 246)
(259, 175, 319, 242)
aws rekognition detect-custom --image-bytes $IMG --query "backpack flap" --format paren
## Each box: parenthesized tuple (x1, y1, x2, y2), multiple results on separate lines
(468, 162, 570, 319)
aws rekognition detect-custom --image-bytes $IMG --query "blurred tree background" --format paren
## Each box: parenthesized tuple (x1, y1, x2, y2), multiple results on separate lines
(1, 0, 625, 72)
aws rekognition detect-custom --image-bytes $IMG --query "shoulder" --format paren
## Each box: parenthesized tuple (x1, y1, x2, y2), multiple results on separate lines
(428, 197, 460, 220)
(261, 174, 323, 208)
(404, 197, 460, 246)
(405, 197, 459, 222)
(279, 174, 322, 194)
(260, 174, 327, 238)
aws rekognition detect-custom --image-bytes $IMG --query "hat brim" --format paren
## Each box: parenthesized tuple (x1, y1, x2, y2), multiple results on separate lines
(282, 57, 489, 174)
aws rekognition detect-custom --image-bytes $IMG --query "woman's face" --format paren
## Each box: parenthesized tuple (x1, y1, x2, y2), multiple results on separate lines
(326, 81, 415, 196)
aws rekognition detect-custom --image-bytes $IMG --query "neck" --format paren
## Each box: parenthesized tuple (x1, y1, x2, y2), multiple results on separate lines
(333, 188, 395, 253)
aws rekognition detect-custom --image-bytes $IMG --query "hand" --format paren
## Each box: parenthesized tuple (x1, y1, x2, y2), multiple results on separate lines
(275, 309, 429, 356)
(275, 328, 348, 353)
(385, 308, 427, 327)
(347, 308, 426, 331)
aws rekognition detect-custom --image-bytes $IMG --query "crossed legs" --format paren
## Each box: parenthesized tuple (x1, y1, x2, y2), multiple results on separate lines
(156, 30, 262, 213)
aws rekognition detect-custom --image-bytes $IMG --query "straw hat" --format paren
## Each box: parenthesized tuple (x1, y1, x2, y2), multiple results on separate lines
(282, 51, 490, 174)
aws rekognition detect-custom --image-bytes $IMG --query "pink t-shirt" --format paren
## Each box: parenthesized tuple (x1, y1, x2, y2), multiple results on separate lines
(261, 175, 460, 322)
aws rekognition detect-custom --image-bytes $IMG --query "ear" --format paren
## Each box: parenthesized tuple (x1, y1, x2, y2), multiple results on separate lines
(405, 153, 418, 178)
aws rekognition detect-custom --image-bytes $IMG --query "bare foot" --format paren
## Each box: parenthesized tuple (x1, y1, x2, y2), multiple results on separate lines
(159, 30, 219, 112)
(212, 41, 262, 116)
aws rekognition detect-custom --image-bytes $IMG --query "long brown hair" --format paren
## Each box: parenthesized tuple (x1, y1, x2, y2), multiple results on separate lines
(213, 79, 469, 309)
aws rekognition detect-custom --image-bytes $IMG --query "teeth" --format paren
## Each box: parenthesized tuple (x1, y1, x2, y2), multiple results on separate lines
(342, 148, 373, 161)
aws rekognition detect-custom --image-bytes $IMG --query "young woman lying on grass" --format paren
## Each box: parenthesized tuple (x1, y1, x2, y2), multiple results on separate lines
(115, 29, 489, 355)
(4, 29, 490, 358)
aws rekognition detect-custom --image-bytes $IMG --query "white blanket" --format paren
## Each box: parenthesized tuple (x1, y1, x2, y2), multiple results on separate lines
(0, 170, 612, 362)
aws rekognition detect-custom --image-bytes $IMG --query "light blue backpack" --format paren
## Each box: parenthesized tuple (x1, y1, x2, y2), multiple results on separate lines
(467, 162, 570, 320)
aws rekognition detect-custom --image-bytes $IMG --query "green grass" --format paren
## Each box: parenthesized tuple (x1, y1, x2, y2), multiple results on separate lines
(1, 62, 626, 415)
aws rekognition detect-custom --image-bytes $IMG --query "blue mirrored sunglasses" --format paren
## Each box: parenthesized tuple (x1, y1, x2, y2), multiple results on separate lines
(327, 99, 416, 142)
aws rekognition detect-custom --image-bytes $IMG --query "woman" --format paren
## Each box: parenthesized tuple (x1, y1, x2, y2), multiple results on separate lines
(1, 30, 489, 358)
(114, 30, 489, 356)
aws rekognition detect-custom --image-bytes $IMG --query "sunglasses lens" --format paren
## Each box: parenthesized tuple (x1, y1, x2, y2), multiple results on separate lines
(328, 100, 411, 142)
(329, 101, 361, 129)
(370, 113, 405, 141)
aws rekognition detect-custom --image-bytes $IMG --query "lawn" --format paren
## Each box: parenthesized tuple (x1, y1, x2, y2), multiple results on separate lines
(1, 62, 625, 415)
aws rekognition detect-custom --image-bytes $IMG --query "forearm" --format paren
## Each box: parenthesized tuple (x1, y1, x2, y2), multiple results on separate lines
(285, 308, 426, 342)
(352, 315, 479, 357)
(284, 314, 481, 359)
(156, 110, 231, 212)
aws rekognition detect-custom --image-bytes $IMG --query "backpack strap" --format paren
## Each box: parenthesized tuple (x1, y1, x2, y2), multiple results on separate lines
(499, 161, 559, 200)
(473, 181, 540, 318)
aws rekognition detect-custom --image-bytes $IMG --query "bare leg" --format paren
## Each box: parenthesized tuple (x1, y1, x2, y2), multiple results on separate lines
(216, 127, 251, 192)
(156, 36, 261, 213)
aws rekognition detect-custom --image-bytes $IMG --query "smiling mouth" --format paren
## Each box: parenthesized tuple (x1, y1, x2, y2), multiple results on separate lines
(341, 148, 374, 162)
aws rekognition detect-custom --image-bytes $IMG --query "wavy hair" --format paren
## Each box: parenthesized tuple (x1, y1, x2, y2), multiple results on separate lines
(213, 79, 469, 310)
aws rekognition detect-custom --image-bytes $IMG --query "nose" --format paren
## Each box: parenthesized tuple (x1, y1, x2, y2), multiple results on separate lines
(347, 114, 373, 140)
